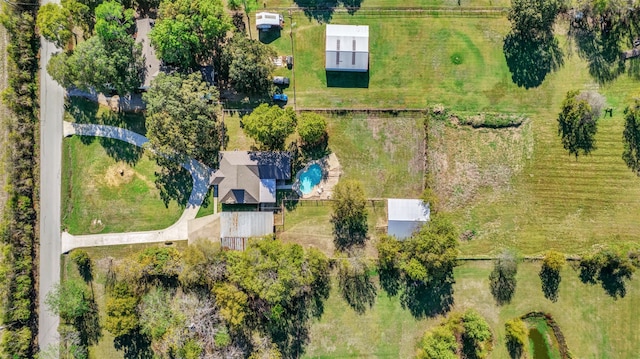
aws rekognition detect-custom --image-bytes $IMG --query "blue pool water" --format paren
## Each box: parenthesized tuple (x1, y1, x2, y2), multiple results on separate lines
(299, 164, 322, 195)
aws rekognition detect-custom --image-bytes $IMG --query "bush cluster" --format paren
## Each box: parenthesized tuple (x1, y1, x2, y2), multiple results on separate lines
(0, 1, 41, 357)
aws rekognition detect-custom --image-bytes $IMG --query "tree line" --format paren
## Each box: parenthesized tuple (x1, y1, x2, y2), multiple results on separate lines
(0, 0, 41, 357)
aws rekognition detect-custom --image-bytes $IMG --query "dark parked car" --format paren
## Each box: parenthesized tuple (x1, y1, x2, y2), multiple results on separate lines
(273, 76, 290, 86)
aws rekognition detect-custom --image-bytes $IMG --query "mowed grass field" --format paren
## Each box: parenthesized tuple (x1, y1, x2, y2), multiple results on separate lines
(61, 136, 183, 234)
(303, 261, 640, 358)
(265, 13, 640, 256)
(269, 14, 549, 111)
(261, 0, 510, 9)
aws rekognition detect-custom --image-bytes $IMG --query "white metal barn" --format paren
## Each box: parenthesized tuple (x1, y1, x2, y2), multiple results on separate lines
(256, 12, 283, 30)
(325, 24, 369, 72)
(387, 199, 430, 240)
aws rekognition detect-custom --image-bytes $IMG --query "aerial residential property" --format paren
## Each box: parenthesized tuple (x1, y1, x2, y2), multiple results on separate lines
(2, 0, 640, 357)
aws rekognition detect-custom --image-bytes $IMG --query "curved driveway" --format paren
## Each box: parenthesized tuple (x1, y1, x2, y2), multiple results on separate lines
(61, 121, 213, 253)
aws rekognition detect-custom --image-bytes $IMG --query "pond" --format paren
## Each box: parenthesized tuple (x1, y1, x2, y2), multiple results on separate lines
(529, 327, 551, 359)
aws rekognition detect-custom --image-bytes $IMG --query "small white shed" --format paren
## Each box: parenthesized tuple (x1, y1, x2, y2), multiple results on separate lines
(325, 24, 369, 72)
(387, 199, 430, 240)
(256, 12, 283, 30)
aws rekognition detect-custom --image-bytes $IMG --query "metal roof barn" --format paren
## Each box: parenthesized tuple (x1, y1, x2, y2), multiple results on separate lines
(220, 212, 274, 250)
(325, 24, 369, 72)
(256, 12, 283, 30)
(387, 198, 430, 240)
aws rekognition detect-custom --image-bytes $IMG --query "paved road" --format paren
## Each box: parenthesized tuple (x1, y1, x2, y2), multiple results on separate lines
(38, 31, 64, 357)
(61, 122, 212, 253)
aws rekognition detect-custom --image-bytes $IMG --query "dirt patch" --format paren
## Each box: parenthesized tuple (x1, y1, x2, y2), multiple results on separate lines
(103, 163, 135, 187)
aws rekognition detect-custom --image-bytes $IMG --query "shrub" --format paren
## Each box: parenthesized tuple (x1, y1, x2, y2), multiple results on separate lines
(504, 318, 527, 359)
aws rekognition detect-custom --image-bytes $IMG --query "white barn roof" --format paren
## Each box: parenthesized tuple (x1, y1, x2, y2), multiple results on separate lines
(325, 24, 369, 72)
(256, 12, 282, 29)
(387, 199, 430, 239)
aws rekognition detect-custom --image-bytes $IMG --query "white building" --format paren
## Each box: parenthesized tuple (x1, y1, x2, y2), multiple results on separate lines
(387, 199, 430, 240)
(325, 24, 369, 72)
(256, 12, 283, 30)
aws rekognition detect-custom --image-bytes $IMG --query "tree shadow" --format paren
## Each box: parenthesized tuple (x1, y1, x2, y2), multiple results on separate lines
(75, 300, 102, 347)
(114, 331, 154, 359)
(379, 267, 401, 297)
(506, 338, 524, 359)
(66, 98, 99, 145)
(333, 221, 368, 251)
(99, 138, 145, 165)
(578, 258, 599, 284)
(338, 268, 376, 314)
(400, 275, 454, 319)
(539, 266, 560, 302)
(293, 0, 338, 23)
(342, 0, 363, 14)
(570, 18, 626, 84)
(301, 135, 331, 161)
(579, 252, 634, 299)
(503, 30, 563, 89)
(489, 263, 517, 306)
(154, 158, 193, 208)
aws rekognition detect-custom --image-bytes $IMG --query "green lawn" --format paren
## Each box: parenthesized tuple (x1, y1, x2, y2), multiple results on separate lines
(262, 12, 640, 256)
(61, 136, 183, 234)
(268, 14, 548, 110)
(261, 0, 510, 9)
(303, 261, 640, 358)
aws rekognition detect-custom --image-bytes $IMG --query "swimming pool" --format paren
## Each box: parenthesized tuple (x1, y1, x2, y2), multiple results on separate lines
(298, 163, 322, 195)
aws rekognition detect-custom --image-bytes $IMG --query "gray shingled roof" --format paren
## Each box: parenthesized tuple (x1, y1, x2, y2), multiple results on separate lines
(213, 151, 290, 204)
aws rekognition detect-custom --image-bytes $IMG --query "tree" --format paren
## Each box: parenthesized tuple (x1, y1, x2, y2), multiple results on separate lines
(104, 282, 139, 337)
(94, 0, 135, 42)
(416, 325, 457, 359)
(540, 250, 565, 302)
(143, 72, 227, 168)
(579, 249, 635, 298)
(150, 0, 231, 67)
(330, 180, 368, 250)
(36, 3, 73, 48)
(213, 283, 248, 329)
(461, 310, 493, 359)
(377, 215, 458, 318)
(622, 99, 640, 175)
(47, 35, 144, 95)
(504, 318, 527, 359)
(224, 35, 276, 95)
(298, 112, 327, 146)
(503, 0, 565, 88)
(45, 279, 91, 323)
(557, 90, 599, 158)
(70, 249, 94, 282)
(489, 250, 518, 305)
(242, 104, 297, 150)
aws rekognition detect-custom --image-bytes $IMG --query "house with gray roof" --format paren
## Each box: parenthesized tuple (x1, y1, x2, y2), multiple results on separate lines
(211, 151, 291, 205)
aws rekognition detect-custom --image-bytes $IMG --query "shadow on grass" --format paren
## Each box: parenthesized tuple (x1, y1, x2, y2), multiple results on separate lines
(155, 160, 193, 209)
(570, 17, 626, 84)
(338, 261, 377, 314)
(76, 300, 102, 347)
(258, 29, 281, 44)
(326, 71, 369, 88)
(293, 0, 338, 23)
(539, 266, 560, 302)
(114, 331, 153, 359)
(400, 276, 454, 319)
(67, 97, 147, 165)
(579, 252, 635, 299)
(503, 31, 563, 89)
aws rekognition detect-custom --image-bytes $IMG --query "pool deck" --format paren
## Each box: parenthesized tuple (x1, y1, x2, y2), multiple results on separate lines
(297, 153, 341, 200)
